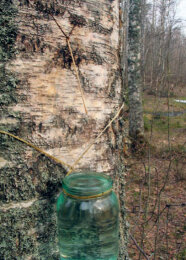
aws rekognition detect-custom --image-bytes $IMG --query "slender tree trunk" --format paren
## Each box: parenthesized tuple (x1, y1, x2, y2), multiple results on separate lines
(120, 0, 129, 99)
(140, 0, 146, 90)
(0, 0, 129, 259)
(128, 0, 144, 145)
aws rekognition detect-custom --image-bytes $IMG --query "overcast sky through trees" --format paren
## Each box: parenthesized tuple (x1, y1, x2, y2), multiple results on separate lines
(177, 0, 186, 33)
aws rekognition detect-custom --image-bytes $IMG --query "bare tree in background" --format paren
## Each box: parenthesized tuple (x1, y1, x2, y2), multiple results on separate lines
(128, 0, 144, 147)
(144, 0, 186, 96)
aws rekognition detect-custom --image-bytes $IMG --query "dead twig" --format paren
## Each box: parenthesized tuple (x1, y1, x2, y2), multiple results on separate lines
(130, 234, 150, 260)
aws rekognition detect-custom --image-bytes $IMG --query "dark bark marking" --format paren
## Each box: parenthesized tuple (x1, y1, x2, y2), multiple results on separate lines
(69, 12, 86, 27)
(17, 34, 47, 53)
(90, 46, 104, 65)
(49, 45, 87, 70)
(88, 19, 113, 35)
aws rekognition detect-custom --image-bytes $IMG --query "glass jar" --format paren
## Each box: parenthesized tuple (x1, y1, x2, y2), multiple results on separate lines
(57, 172, 119, 260)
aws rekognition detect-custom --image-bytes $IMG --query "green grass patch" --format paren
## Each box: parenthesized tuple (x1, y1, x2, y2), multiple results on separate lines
(172, 99, 186, 110)
(177, 248, 186, 260)
(144, 114, 186, 133)
(143, 94, 186, 113)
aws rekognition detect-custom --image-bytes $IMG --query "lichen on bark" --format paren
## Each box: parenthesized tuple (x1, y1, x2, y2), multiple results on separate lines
(0, 0, 18, 108)
(0, 197, 59, 259)
(128, 0, 144, 144)
(0, 0, 18, 62)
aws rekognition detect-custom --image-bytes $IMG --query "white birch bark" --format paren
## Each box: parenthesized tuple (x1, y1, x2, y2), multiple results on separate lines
(0, 0, 129, 259)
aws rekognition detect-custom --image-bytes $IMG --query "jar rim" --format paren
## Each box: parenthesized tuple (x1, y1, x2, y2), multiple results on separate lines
(62, 172, 113, 198)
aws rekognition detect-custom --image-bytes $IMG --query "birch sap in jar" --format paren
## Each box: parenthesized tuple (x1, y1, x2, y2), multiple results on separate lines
(57, 172, 119, 260)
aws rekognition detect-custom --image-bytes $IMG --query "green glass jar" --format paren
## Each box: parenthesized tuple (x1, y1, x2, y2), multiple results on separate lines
(57, 172, 119, 260)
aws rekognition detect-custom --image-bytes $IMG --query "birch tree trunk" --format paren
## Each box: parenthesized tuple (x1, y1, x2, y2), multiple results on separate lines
(0, 0, 129, 259)
(128, 0, 144, 145)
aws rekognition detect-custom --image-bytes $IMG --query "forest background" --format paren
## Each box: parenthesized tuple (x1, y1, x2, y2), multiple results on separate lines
(125, 0, 186, 259)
